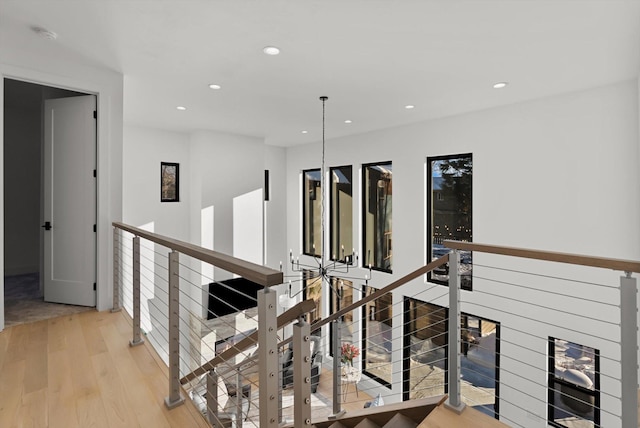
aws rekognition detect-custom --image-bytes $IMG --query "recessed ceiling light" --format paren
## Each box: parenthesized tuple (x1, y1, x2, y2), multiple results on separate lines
(493, 82, 508, 89)
(344, 120, 352, 124)
(405, 105, 415, 109)
(208, 84, 221, 90)
(32, 26, 57, 40)
(301, 130, 308, 134)
(263, 46, 280, 55)
(176, 106, 187, 111)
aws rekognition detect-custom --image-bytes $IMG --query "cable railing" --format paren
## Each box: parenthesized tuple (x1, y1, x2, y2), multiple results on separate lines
(444, 240, 640, 428)
(113, 222, 292, 427)
(113, 221, 639, 428)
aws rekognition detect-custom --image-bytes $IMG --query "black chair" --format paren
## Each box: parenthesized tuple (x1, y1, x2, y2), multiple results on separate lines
(224, 382, 251, 421)
(282, 335, 322, 393)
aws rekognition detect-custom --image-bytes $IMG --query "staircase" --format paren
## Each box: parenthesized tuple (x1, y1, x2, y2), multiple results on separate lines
(310, 396, 444, 428)
(308, 394, 510, 428)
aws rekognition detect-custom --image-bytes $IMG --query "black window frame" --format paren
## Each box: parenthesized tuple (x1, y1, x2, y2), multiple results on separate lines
(302, 168, 322, 258)
(548, 337, 600, 428)
(427, 153, 473, 290)
(361, 284, 393, 388)
(402, 297, 449, 401)
(362, 161, 393, 273)
(329, 165, 354, 263)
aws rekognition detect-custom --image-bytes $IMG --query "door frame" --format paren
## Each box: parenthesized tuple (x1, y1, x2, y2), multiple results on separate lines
(0, 63, 121, 331)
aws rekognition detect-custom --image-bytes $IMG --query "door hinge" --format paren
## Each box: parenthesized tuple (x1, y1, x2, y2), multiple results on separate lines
(93, 224, 97, 233)
(93, 169, 97, 178)
(93, 283, 97, 291)
(93, 110, 97, 119)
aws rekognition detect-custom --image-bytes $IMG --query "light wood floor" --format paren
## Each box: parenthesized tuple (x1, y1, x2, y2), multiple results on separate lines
(0, 309, 209, 428)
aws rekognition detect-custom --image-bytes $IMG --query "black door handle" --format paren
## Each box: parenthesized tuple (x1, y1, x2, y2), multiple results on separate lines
(42, 221, 51, 231)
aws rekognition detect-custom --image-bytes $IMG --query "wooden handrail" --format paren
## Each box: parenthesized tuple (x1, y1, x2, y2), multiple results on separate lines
(113, 222, 283, 286)
(309, 254, 450, 335)
(444, 240, 640, 273)
(180, 298, 316, 384)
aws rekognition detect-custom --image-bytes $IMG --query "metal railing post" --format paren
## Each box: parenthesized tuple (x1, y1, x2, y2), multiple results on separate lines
(620, 273, 638, 428)
(445, 250, 465, 413)
(111, 228, 121, 312)
(235, 369, 243, 428)
(206, 369, 220, 426)
(129, 236, 144, 347)
(258, 287, 278, 428)
(165, 250, 185, 409)
(329, 320, 345, 419)
(293, 317, 311, 427)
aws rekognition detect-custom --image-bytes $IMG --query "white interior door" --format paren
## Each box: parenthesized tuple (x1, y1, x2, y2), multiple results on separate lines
(43, 95, 96, 306)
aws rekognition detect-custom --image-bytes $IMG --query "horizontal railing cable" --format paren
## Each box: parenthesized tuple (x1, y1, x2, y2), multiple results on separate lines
(473, 274, 619, 309)
(178, 261, 260, 304)
(466, 286, 619, 327)
(474, 263, 619, 289)
(460, 299, 617, 345)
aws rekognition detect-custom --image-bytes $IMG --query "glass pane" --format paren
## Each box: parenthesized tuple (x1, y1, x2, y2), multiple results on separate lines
(363, 162, 392, 272)
(404, 298, 447, 399)
(329, 277, 354, 357)
(330, 166, 353, 262)
(362, 286, 392, 386)
(428, 154, 472, 289)
(303, 169, 322, 257)
(303, 273, 322, 324)
(461, 315, 499, 418)
(550, 338, 599, 427)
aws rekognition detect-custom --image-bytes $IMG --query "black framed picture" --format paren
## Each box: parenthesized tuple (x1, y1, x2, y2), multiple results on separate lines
(161, 162, 179, 202)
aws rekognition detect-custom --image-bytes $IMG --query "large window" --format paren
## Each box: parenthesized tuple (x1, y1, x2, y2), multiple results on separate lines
(548, 338, 600, 427)
(461, 314, 500, 419)
(403, 297, 500, 417)
(328, 277, 354, 357)
(427, 154, 472, 290)
(403, 298, 448, 400)
(362, 285, 392, 387)
(330, 165, 353, 262)
(363, 162, 392, 272)
(303, 169, 322, 257)
(302, 272, 322, 325)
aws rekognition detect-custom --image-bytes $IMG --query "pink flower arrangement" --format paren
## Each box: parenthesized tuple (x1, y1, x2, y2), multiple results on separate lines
(340, 343, 360, 365)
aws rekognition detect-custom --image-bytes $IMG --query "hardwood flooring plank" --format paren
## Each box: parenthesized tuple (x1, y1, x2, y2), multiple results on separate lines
(48, 350, 80, 428)
(5, 323, 29, 363)
(82, 312, 109, 356)
(91, 351, 139, 427)
(47, 316, 70, 353)
(132, 344, 209, 428)
(0, 360, 26, 427)
(23, 321, 48, 394)
(76, 392, 111, 428)
(65, 315, 110, 427)
(13, 388, 48, 428)
(0, 327, 12, 372)
(100, 318, 171, 428)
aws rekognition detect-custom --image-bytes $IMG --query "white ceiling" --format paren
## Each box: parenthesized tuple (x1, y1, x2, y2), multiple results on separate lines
(1, 1, 639, 146)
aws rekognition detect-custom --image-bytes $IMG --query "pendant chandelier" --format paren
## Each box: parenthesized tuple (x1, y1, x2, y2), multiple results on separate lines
(280, 96, 372, 309)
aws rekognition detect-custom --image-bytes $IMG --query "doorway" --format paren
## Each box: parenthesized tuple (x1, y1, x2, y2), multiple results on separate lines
(3, 78, 96, 327)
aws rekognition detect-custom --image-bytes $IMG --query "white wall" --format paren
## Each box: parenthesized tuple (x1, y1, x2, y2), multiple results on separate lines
(188, 130, 266, 272)
(265, 145, 287, 271)
(0, 50, 124, 329)
(123, 125, 191, 240)
(285, 80, 639, 425)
